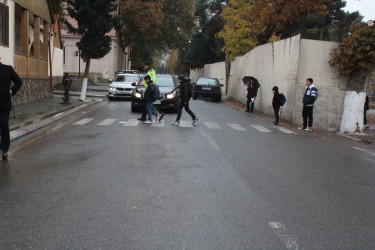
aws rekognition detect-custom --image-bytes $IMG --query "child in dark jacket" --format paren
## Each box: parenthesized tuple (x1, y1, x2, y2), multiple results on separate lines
(272, 86, 282, 125)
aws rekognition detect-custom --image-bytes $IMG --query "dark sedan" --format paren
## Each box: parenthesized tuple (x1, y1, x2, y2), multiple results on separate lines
(193, 77, 223, 102)
(131, 75, 180, 112)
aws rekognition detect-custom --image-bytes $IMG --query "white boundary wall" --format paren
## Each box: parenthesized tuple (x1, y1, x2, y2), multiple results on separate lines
(190, 35, 349, 131)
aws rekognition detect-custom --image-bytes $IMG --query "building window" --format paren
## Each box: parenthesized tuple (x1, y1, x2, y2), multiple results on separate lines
(0, 3, 9, 46)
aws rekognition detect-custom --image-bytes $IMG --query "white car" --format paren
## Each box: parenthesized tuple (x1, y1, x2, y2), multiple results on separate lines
(108, 74, 140, 100)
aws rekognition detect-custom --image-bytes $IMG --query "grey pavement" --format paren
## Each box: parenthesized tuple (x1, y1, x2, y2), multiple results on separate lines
(1, 99, 375, 249)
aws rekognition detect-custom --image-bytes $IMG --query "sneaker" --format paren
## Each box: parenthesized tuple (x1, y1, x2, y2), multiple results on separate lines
(171, 120, 180, 126)
(2, 151, 8, 159)
(298, 127, 306, 130)
(273, 123, 279, 126)
(144, 119, 153, 124)
(155, 114, 161, 122)
(158, 113, 165, 122)
(192, 118, 199, 125)
(305, 127, 312, 132)
(137, 117, 146, 121)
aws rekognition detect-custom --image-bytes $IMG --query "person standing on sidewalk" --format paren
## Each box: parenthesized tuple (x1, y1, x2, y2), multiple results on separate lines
(299, 78, 317, 132)
(0, 57, 22, 159)
(364, 95, 370, 129)
(62, 73, 72, 104)
(245, 76, 260, 113)
(171, 76, 198, 126)
(272, 86, 282, 126)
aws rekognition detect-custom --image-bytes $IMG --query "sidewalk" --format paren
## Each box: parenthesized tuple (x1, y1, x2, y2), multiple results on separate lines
(9, 95, 97, 132)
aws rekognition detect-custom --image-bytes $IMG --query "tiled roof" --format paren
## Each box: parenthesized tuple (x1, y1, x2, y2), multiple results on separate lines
(61, 15, 117, 38)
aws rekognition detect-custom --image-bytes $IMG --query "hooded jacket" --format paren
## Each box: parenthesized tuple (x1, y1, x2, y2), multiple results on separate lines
(303, 84, 317, 107)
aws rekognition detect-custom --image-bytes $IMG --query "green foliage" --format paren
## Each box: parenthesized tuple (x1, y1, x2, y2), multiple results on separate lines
(329, 21, 375, 76)
(65, 0, 119, 62)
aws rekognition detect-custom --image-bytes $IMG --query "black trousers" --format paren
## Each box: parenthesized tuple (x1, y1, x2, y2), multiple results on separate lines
(302, 106, 313, 128)
(273, 106, 280, 124)
(364, 109, 368, 125)
(176, 101, 196, 121)
(0, 110, 11, 152)
(246, 98, 255, 111)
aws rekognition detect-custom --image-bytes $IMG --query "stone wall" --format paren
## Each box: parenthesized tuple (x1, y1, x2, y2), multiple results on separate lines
(13, 77, 62, 105)
(190, 35, 349, 131)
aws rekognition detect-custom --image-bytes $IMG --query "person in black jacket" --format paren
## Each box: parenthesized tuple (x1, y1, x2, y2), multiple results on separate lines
(364, 95, 370, 129)
(0, 57, 23, 159)
(171, 76, 198, 126)
(245, 76, 260, 113)
(299, 78, 317, 132)
(272, 86, 282, 126)
(143, 75, 160, 124)
(62, 73, 72, 104)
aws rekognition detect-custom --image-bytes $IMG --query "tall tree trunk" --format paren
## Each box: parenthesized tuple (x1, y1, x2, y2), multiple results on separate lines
(340, 63, 375, 133)
(84, 58, 91, 78)
(225, 51, 230, 96)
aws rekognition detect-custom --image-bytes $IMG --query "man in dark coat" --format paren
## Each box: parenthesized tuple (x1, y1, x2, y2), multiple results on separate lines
(0, 57, 23, 159)
(272, 86, 282, 125)
(171, 76, 198, 126)
(245, 76, 260, 113)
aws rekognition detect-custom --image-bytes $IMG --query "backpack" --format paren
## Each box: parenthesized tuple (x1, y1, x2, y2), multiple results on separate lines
(63, 77, 71, 85)
(153, 84, 160, 100)
(188, 82, 193, 98)
(279, 93, 286, 106)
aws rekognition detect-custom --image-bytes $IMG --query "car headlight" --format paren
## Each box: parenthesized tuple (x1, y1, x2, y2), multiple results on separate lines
(134, 92, 142, 99)
(109, 87, 115, 91)
(166, 93, 174, 99)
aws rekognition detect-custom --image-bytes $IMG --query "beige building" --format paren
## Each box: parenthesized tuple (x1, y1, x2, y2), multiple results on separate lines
(0, 0, 64, 104)
(61, 15, 130, 81)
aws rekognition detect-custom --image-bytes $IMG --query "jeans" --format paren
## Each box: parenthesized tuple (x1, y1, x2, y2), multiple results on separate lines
(176, 101, 196, 121)
(273, 106, 280, 125)
(302, 106, 313, 128)
(146, 101, 158, 120)
(0, 110, 11, 152)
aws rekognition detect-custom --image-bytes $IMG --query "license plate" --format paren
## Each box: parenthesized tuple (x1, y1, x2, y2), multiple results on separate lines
(154, 100, 161, 105)
(202, 87, 211, 90)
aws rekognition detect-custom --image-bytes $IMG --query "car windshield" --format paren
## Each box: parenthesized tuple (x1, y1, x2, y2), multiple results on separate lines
(196, 78, 218, 86)
(114, 75, 139, 82)
(157, 76, 175, 87)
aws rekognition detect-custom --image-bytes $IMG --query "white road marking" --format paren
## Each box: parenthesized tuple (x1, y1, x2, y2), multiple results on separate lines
(73, 118, 94, 125)
(353, 146, 366, 152)
(151, 120, 165, 127)
(179, 120, 193, 128)
(97, 119, 117, 126)
(251, 125, 271, 133)
(123, 119, 139, 127)
(204, 122, 221, 129)
(268, 222, 299, 250)
(227, 123, 246, 131)
(274, 126, 296, 134)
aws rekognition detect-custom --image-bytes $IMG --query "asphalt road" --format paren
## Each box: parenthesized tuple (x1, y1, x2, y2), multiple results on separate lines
(1, 99, 375, 249)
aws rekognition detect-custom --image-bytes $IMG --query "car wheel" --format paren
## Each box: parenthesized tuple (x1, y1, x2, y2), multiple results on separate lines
(108, 96, 113, 101)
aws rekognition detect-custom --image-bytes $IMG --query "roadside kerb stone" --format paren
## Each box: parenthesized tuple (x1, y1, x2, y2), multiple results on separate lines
(10, 99, 102, 142)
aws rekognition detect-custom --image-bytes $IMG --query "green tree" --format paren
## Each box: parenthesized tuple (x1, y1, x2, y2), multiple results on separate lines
(65, 0, 119, 77)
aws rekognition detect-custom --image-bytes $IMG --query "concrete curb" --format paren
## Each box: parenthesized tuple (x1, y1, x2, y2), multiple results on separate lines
(53, 90, 107, 98)
(10, 99, 102, 142)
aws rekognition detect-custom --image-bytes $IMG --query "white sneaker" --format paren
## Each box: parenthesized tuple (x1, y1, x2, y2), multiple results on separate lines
(298, 127, 306, 130)
(305, 127, 312, 132)
(171, 120, 180, 126)
(144, 120, 153, 124)
(192, 118, 199, 125)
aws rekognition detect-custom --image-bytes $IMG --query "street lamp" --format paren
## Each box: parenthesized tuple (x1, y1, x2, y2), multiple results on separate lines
(75, 49, 81, 76)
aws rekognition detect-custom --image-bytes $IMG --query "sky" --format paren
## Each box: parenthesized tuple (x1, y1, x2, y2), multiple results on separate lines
(343, 0, 375, 21)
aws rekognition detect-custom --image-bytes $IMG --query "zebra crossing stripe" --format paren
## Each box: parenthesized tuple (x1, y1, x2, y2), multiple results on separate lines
(204, 122, 221, 129)
(275, 126, 296, 134)
(97, 119, 117, 126)
(123, 119, 139, 127)
(151, 120, 165, 127)
(179, 120, 193, 128)
(227, 123, 246, 131)
(73, 118, 94, 125)
(251, 125, 271, 133)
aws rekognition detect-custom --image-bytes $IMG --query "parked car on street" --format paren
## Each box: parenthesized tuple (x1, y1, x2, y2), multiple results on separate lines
(108, 74, 140, 100)
(193, 77, 223, 102)
(131, 74, 180, 112)
(117, 69, 138, 74)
